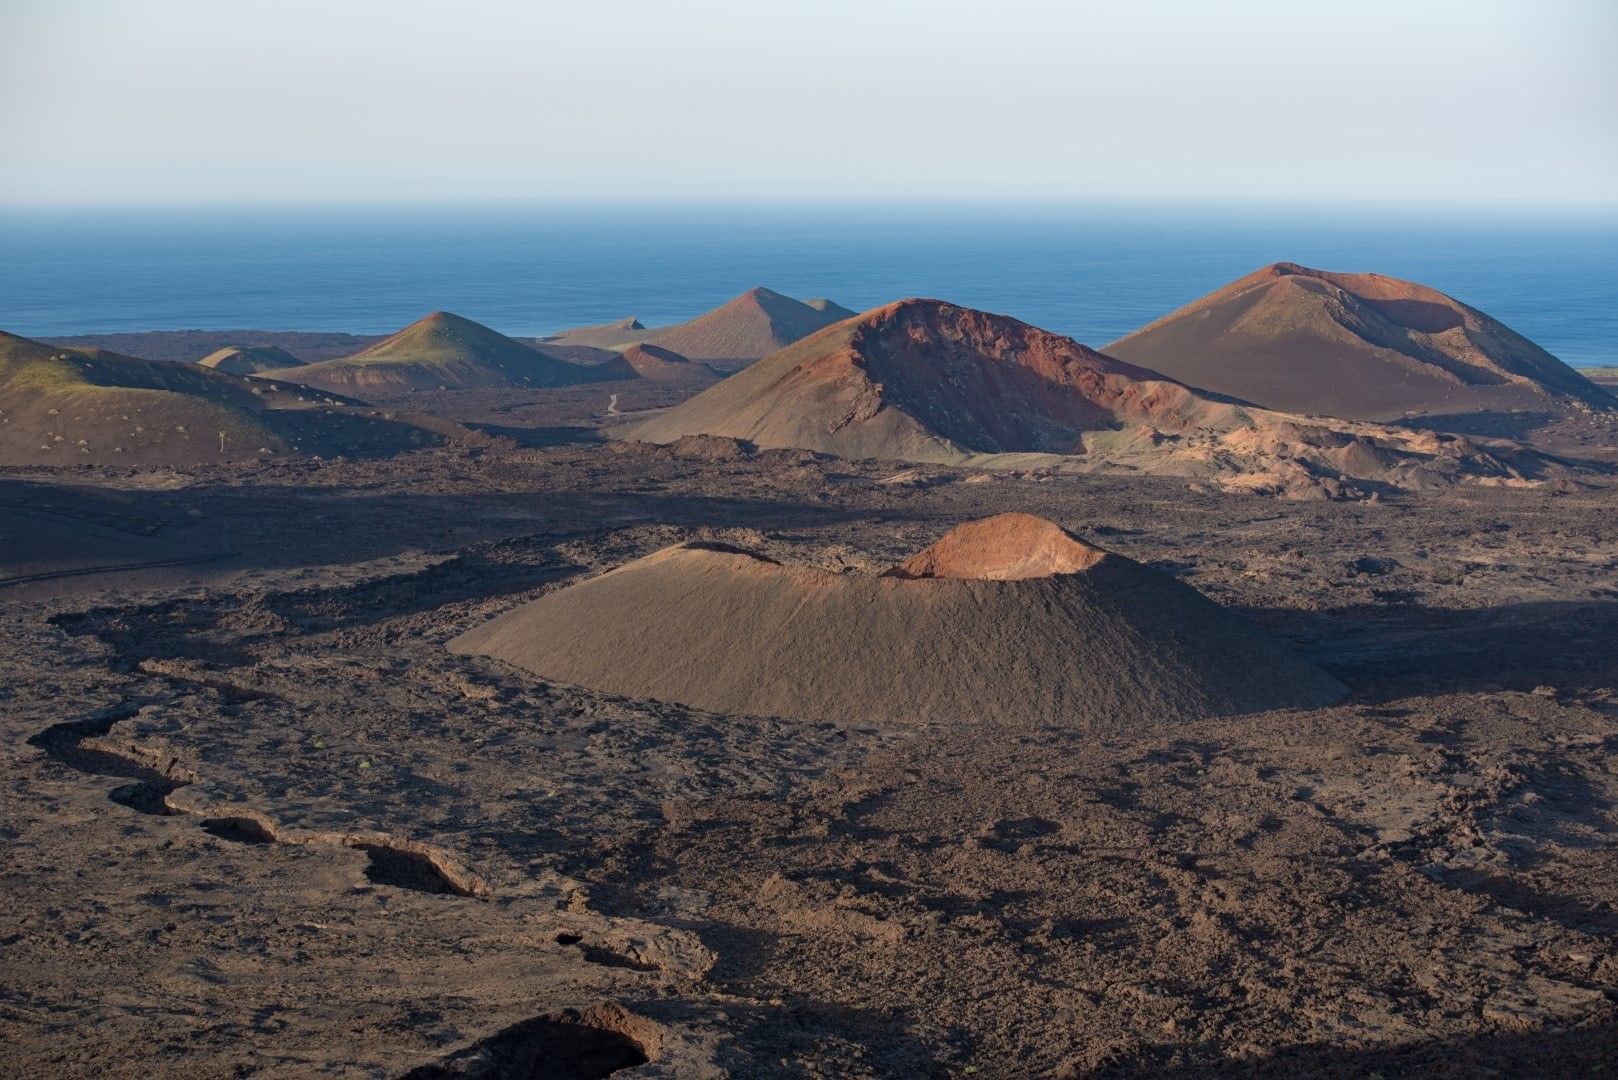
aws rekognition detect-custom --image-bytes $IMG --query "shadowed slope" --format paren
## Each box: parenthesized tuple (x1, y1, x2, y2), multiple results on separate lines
(450, 514, 1346, 729)
(618, 343, 721, 383)
(267, 312, 598, 392)
(1105, 262, 1614, 421)
(0, 331, 451, 464)
(197, 344, 305, 375)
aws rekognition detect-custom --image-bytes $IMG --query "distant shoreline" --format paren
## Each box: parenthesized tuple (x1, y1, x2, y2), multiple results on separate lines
(38, 327, 1613, 372)
(6, 209, 1614, 365)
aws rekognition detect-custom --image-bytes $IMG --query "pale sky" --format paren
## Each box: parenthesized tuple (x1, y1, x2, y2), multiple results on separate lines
(1, 0, 1614, 205)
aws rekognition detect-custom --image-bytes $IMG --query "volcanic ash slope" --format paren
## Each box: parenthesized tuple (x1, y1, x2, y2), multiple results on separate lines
(196, 344, 306, 375)
(621, 298, 1560, 497)
(450, 514, 1347, 729)
(1104, 261, 1615, 421)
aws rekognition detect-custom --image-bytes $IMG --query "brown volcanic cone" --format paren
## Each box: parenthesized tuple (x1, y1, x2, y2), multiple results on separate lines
(618, 343, 720, 383)
(449, 514, 1346, 729)
(625, 298, 1236, 462)
(265, 311, 597, 392)
(0, 330, 453, 465)
(1105, 262, 1613, 421)
(196, 344, 304, 375)
(647, 286, 850, 362)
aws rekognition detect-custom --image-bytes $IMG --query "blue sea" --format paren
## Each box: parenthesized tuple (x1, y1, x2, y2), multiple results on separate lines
(2, 203, 1614, 366)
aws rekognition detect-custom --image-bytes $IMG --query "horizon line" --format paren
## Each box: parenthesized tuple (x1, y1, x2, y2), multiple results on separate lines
(4, 195, 1618, 216)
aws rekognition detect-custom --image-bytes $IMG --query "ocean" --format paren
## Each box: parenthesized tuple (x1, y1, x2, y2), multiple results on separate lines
(2, 203, 1614, 366)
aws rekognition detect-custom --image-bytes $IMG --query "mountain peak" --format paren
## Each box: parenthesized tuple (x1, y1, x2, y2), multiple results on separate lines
(262, 311, 596, 392)
(647, 286, 849, 361)
(402, 310, 485, 336)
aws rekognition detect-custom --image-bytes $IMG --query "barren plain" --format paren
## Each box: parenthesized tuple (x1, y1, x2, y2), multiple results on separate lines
(4, 401, 1617, 1076)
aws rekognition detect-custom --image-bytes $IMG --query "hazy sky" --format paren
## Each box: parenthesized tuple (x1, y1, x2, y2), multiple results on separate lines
(1, 0, 1614, 205)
